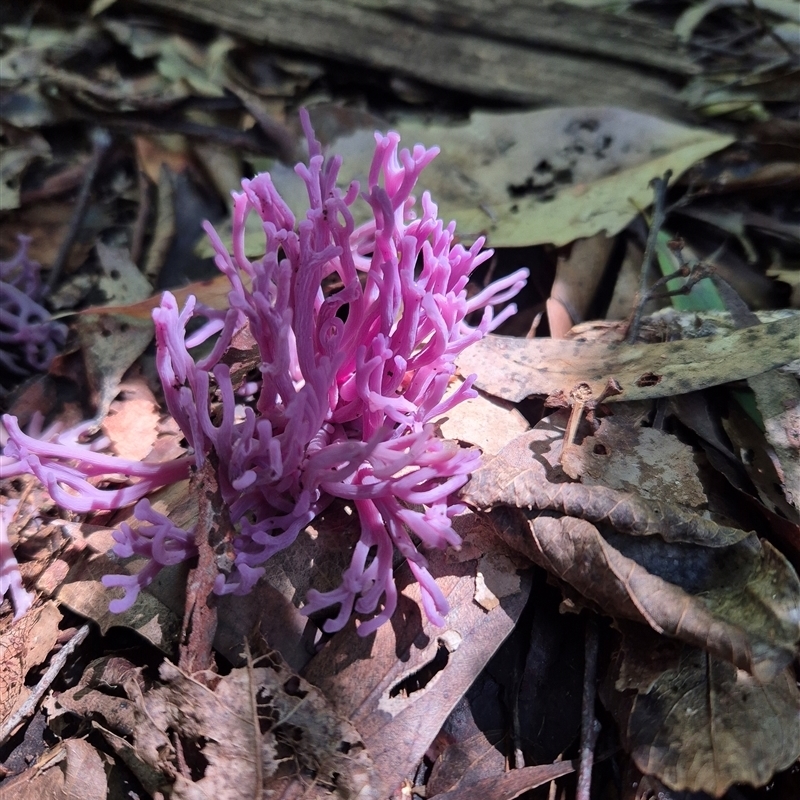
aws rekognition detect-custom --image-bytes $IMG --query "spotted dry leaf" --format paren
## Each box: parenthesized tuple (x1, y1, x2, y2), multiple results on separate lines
(130, 656, 377, 800)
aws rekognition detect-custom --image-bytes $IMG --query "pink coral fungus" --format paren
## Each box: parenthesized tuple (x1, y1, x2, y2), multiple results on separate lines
(2, 113, 527, 633)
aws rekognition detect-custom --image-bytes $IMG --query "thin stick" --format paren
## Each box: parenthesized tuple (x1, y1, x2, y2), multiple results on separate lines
(243, 641, 264, 800)
(625, 171, 671, 344)
(576, 617, 600, 800)
(0, 623, 91, 745)
(45, 128, 111, 294)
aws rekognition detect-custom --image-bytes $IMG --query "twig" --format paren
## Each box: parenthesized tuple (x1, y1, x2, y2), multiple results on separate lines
(45, 128, 111, 294)
(243, 641, 264, 800)
(0, 623, 91, 745)
(129, 169, 153, 268)
(625, 171, 672, 344)
(746, 0, 798, 60)
(179, 456, 231, 675)
(576, 617, 600, 800)
(225, 83, 298, 164)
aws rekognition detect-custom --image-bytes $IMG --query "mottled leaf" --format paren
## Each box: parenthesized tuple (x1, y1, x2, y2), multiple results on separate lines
(457, 315, 799, 404)
(605, 628, 800, 796)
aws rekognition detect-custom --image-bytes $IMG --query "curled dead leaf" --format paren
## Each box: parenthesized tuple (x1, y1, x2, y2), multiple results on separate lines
(465, 423, 800, 681)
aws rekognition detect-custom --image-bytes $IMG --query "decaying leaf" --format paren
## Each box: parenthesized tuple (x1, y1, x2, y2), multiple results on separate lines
(465, 424, 749, 547)
(42, 655, 141, 739)
(457, 314, 799, 404)
(566, 411, 707, 508)
(54, 482, 198, 653)
(429, 760, 576, 800)
(426, 730, 508, 796)
(604, 627, 800, 796)
(748, 369, 800, 511)
(464, 421, 800, 682)
(0, 601, 62, 724)
(0, 124, 51, 211)
(74, 245, 156, 422)
(265, 107, 733, 248)
(130, 656, 376, 799)
(303, 511, 532, 798)
(0, 738, 110, 800)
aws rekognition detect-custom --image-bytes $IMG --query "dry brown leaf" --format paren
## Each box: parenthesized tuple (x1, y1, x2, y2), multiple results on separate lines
(94, 243, 153, 305)
(491, 505, 799, 682)
(434, 379, 530, 456)
(465, 421, 800, 681)
(102, 377, 162, 461)
(457, 315, 799, 404)
(465, 425, 747, 547)
(303, 512, 531, 798)
(0, 738, 109, 800)
(0, 601, 62, 723)
(43, 656, 141, 738)
(426, 731, 507, 795)
(604, 628, 800, 796)
(130, 657, 376, 799)
(569, 413, 707, 508)
(722, 401, 799, 521)
(134, 134, 191, 183)
(429, 760, 576, 800)
(0, 200, 98, 274)
(73, 312, 155, 423)
(73, 245, 156, 421)
(76, 273, 248, 319)
(546, 234, 616, 338)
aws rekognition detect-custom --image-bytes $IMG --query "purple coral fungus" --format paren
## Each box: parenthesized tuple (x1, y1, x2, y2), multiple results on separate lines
(2, 113, 527, 634)
(0, 235, 67, 377)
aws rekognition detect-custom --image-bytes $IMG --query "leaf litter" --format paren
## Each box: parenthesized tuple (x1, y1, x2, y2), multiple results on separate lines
(1, 1, 800, 799)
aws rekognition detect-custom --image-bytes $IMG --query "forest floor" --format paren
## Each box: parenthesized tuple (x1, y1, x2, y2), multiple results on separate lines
(1, 2, 799, 799)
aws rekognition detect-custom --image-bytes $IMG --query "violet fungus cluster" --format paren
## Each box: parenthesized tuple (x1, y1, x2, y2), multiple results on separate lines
(0, 235, 67, 377)
(2, 113, 527, 633)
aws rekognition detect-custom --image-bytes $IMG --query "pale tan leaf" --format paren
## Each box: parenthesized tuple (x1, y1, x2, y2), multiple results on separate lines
(457, 315, 799, 404)
(0, 739, 109, 800)
(130, 658, 377, 799)
(264, 107, 732, 248)
(0, 601, 62, 722)
(303, 512, 532, 798)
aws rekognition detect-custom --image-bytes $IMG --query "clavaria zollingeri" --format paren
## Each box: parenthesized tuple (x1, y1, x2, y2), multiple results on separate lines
(2, 113, 527, 633)
(0, 235, 67, 377)
(1, 415, 109, 619)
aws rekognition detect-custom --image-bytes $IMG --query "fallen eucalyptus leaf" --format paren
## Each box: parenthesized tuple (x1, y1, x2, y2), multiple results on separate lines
(264, 107, 733, 248)
(457, 314, 799, 404)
